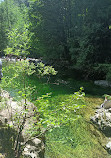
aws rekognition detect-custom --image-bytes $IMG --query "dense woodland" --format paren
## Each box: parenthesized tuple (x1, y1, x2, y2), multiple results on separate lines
(0, 0, 111, 80)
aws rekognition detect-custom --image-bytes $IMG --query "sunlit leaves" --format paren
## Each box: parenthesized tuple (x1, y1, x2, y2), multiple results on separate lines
(36, 88, 85, 131)
(5, 26, 31, 56)
(37, 62, 57, 82)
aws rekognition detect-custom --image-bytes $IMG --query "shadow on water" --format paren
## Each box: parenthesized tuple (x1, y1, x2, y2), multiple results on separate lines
(0, 125, 16, 158)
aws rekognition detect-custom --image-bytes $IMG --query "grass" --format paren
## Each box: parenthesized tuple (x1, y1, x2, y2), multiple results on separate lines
(26, 75, 111, 158)
(2, 61, 111, 158)
(45, 97, 106, 158)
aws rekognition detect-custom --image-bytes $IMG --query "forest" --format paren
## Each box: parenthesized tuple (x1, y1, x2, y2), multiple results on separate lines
(0, 0, 111, 80)
(0, 0, 111, 158)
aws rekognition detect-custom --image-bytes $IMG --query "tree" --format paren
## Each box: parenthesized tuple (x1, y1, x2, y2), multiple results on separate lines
(29, 0, 72, 59)
(1, 58, 85, 157)
(0, 0, 28, 56)
(0, 1, 8, 55)
(29, 0, 111, 79)
(5, 25, 31, 57)
(1, 59, 37, 157)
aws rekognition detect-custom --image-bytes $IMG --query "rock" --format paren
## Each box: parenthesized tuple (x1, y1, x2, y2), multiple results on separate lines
(106, 141, 111, 153)
(29, 138, 42, 148)
(0, 153, 5, 158)
(101, 100, 111, 109)
(108, 108, 111, 113)
(94, 80, 111, 87)
(91, 107, 111, 136)
(91, 101, 111, 153)
(23, 144, 39, 158)
(23, 138, 45, 158)
(0, 91, 45, 158)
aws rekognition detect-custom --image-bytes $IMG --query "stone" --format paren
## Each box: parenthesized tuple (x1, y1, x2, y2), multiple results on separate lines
(106, 141, 111, 154)
(91, 100, 111, 153)
(108, 108, 111, 113)
(101, 100, 111, 109)
(23, 144, 39, 158)
(31, 138, 42, 148)
(0, 153, 5, 158)
(23, 139, 45, 158)
(0, 91, 45, 158)
(94, 80, 111, 87)
(106, 141, 111, 149)
(91, 107, 111, 136)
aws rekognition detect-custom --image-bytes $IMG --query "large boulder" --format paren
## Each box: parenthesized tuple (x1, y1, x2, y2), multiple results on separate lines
(91, 106, 111, 136)
(0, 91, 45, 158)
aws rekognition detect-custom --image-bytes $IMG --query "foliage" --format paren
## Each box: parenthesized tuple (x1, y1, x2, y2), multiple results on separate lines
(45, 95, 109, 158)
(35, 87, 85, 133)
(0, 60, 37, 157)
(28, 0, 111, 79)
(106, 65, 111, 82)
(4, 26, 31, 57)
(93, 63, 111, 81)
(2, 59, 111, 157)
(1, 0, 111, 157)
(0, 0, 27, 55)
(37, 62, 57, 82)
(1, 0, 111, 79)
(0, 59, 86, 157)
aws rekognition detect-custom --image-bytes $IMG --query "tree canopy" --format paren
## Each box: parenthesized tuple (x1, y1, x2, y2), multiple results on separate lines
(0, 0, 111, 79)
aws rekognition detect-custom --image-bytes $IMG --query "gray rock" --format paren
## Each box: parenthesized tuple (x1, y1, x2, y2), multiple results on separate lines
(91, 101, 111, 153)
(0, 153, 5, 158)
(23, 144, 39, 158)
(29, 138, 42, 148)
(106, 141, 111, 148)
(94, 80, 111, 87)
(101, 100, 111, 109)
(106, 141, 111, 153)
(0, 91, 45, 158)
(91, 107, 111, 136)
(23, 138, 45, 158)
(108, 108, 111, 113)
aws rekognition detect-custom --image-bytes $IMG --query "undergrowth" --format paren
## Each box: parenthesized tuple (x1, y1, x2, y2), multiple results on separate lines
(45, 95, 109, 158)
(2, 61, 111, 158)
(26, 75, 111, 158)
